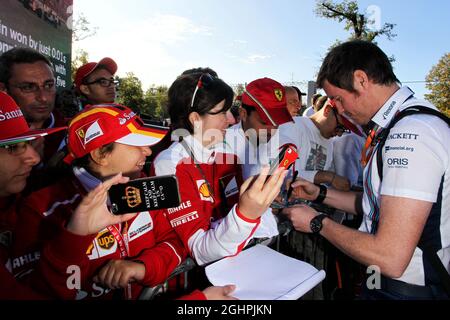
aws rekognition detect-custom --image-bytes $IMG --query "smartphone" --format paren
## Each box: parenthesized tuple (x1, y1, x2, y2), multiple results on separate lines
(268, 144, 298, 175)
(108, 175, 181, 215)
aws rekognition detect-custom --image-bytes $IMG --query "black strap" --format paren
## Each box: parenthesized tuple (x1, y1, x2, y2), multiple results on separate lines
(422, 246, 450, 296)
(375, 106, 450, 296)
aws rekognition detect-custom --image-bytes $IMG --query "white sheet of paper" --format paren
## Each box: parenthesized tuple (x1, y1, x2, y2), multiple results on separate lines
(205, 244, 326, 300)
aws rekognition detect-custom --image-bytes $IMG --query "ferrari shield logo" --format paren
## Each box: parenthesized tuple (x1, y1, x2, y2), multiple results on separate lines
(274, 89, 283, 102)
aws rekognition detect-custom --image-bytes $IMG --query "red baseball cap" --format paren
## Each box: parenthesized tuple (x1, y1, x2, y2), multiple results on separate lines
(0, 91, 67, 146)
(74, 57, 118, 91)
(65, 104, 168, 163)
(241, 78, 293, 126)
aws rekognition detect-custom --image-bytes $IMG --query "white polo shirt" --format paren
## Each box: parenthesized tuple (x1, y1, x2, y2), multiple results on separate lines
(361, 86, 450, 286)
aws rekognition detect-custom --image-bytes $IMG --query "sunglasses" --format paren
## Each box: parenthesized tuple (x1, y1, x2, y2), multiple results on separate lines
(190, 73, 215, 109)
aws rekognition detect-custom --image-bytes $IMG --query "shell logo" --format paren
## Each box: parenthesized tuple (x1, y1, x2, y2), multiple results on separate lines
(199, 183, 211, 198)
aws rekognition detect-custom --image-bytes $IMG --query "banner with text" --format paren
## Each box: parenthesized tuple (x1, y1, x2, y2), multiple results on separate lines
(0, 0, 73, 89)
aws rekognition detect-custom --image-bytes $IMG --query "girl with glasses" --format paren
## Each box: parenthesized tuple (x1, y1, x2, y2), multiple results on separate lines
(152, 72, 287, 267)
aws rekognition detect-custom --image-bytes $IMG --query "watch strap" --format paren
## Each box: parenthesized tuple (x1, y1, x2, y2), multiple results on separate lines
(314, 184, 327, 204)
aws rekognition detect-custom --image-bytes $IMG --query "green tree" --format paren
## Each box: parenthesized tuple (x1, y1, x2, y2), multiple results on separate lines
(425, 53, 450, 117)
(315, 0, 396, 59)
(71, 13, 97, 82)
(144, 85, 169, 120)
(116, 72, 145, 114)
(72, 13, 98, 42)
(71, 49, 89, 82)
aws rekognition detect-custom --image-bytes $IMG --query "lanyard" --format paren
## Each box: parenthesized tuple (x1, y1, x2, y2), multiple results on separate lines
(106, 223, 133, 299)
(107, 223, 129, 258)
(181, 139, 216, 203)
(360, 125, 380, 167)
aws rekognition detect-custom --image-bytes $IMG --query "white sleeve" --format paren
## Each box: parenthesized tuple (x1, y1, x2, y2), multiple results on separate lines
(279, 120, 317, 183)
(380, 115, 449, 202)
(187, 204, 260, 266)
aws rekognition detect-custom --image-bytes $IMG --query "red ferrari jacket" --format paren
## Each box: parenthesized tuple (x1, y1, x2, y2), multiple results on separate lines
(11, 169, 186, 300)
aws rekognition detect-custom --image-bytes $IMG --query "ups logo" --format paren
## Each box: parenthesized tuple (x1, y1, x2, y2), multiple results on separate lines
(97, 231, 115, 249)
(123, 186, 142, 208)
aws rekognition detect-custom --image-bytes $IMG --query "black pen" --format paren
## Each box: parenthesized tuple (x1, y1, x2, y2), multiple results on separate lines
(286, 170, 298, 205)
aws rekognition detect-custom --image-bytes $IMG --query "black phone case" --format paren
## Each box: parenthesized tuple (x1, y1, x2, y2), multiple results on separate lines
(108, 175, 181, 215)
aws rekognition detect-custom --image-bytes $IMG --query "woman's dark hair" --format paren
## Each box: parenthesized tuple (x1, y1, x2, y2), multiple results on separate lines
(317, 40, 399, 92)
(167, 73, 234, 133)
(71, 142, 115, 173)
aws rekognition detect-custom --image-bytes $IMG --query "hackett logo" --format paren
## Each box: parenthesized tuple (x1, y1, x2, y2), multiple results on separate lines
(0, 109, 23, 122)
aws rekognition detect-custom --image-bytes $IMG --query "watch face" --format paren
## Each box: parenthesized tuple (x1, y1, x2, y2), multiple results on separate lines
(310, 215, 324, 233)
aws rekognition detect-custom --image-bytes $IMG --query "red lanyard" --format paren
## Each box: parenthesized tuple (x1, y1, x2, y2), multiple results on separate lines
(107, 223, 133, 299)
(107, 222, 129, 258)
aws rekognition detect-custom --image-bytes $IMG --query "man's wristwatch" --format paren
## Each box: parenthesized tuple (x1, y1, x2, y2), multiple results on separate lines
(313, 184, 327, 204)
(310, 214, 328, 234)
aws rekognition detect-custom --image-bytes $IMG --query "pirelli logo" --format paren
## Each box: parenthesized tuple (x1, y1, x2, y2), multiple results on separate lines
(170, 211, 199, 228)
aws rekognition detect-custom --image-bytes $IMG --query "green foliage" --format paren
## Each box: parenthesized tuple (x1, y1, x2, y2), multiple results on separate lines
(115, 72, 145, 114)
(315, 0, 396, 60)
(425, 53, 450, 117)
(72, 13, 98, 42)
(71, 49, 89, 82)
(144, 85, 169, 120)
(71, 13, 97, 82)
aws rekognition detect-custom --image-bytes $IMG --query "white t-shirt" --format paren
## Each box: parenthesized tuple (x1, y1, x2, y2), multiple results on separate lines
(224, 122, 280, 238)
(302, 106, 315, 117)
(278, 116, 334, 183)
(361, 86, 450, 286)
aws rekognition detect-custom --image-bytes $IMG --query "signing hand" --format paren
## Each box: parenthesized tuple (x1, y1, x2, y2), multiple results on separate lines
(282, 204, 318, 233)
(290, 177, 320, 201)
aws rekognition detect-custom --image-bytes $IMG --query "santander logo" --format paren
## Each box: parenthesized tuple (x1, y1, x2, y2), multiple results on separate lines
(0, 108, 24, 122)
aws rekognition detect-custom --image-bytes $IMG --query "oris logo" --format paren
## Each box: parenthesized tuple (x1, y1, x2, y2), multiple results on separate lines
(387, 158, 409, 166)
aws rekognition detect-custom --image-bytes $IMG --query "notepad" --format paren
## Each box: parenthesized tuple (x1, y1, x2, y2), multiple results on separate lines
(205, 244, 326, 300)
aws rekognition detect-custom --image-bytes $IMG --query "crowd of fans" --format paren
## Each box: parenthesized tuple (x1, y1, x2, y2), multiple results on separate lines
(0, 40, 449, 301)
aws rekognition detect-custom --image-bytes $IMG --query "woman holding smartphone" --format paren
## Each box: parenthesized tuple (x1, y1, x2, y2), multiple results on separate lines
(152, 72, 287, 266)
(12, 104, 234, 300)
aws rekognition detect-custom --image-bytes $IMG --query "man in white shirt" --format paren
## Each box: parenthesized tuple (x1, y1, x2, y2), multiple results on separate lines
(284, 40, 450, 300)
(279, 98, 351, 191)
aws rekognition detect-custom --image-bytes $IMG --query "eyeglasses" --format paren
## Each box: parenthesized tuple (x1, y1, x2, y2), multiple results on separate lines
(11, 80, 56, 94)
(83, 77, 119, 88)
(329, 101, 349, 133)
(0, 140, 32, 156)
(190, 73, 214, 109)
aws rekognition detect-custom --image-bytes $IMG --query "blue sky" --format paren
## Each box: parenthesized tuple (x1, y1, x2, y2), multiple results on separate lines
(73, 0, 450, 99)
